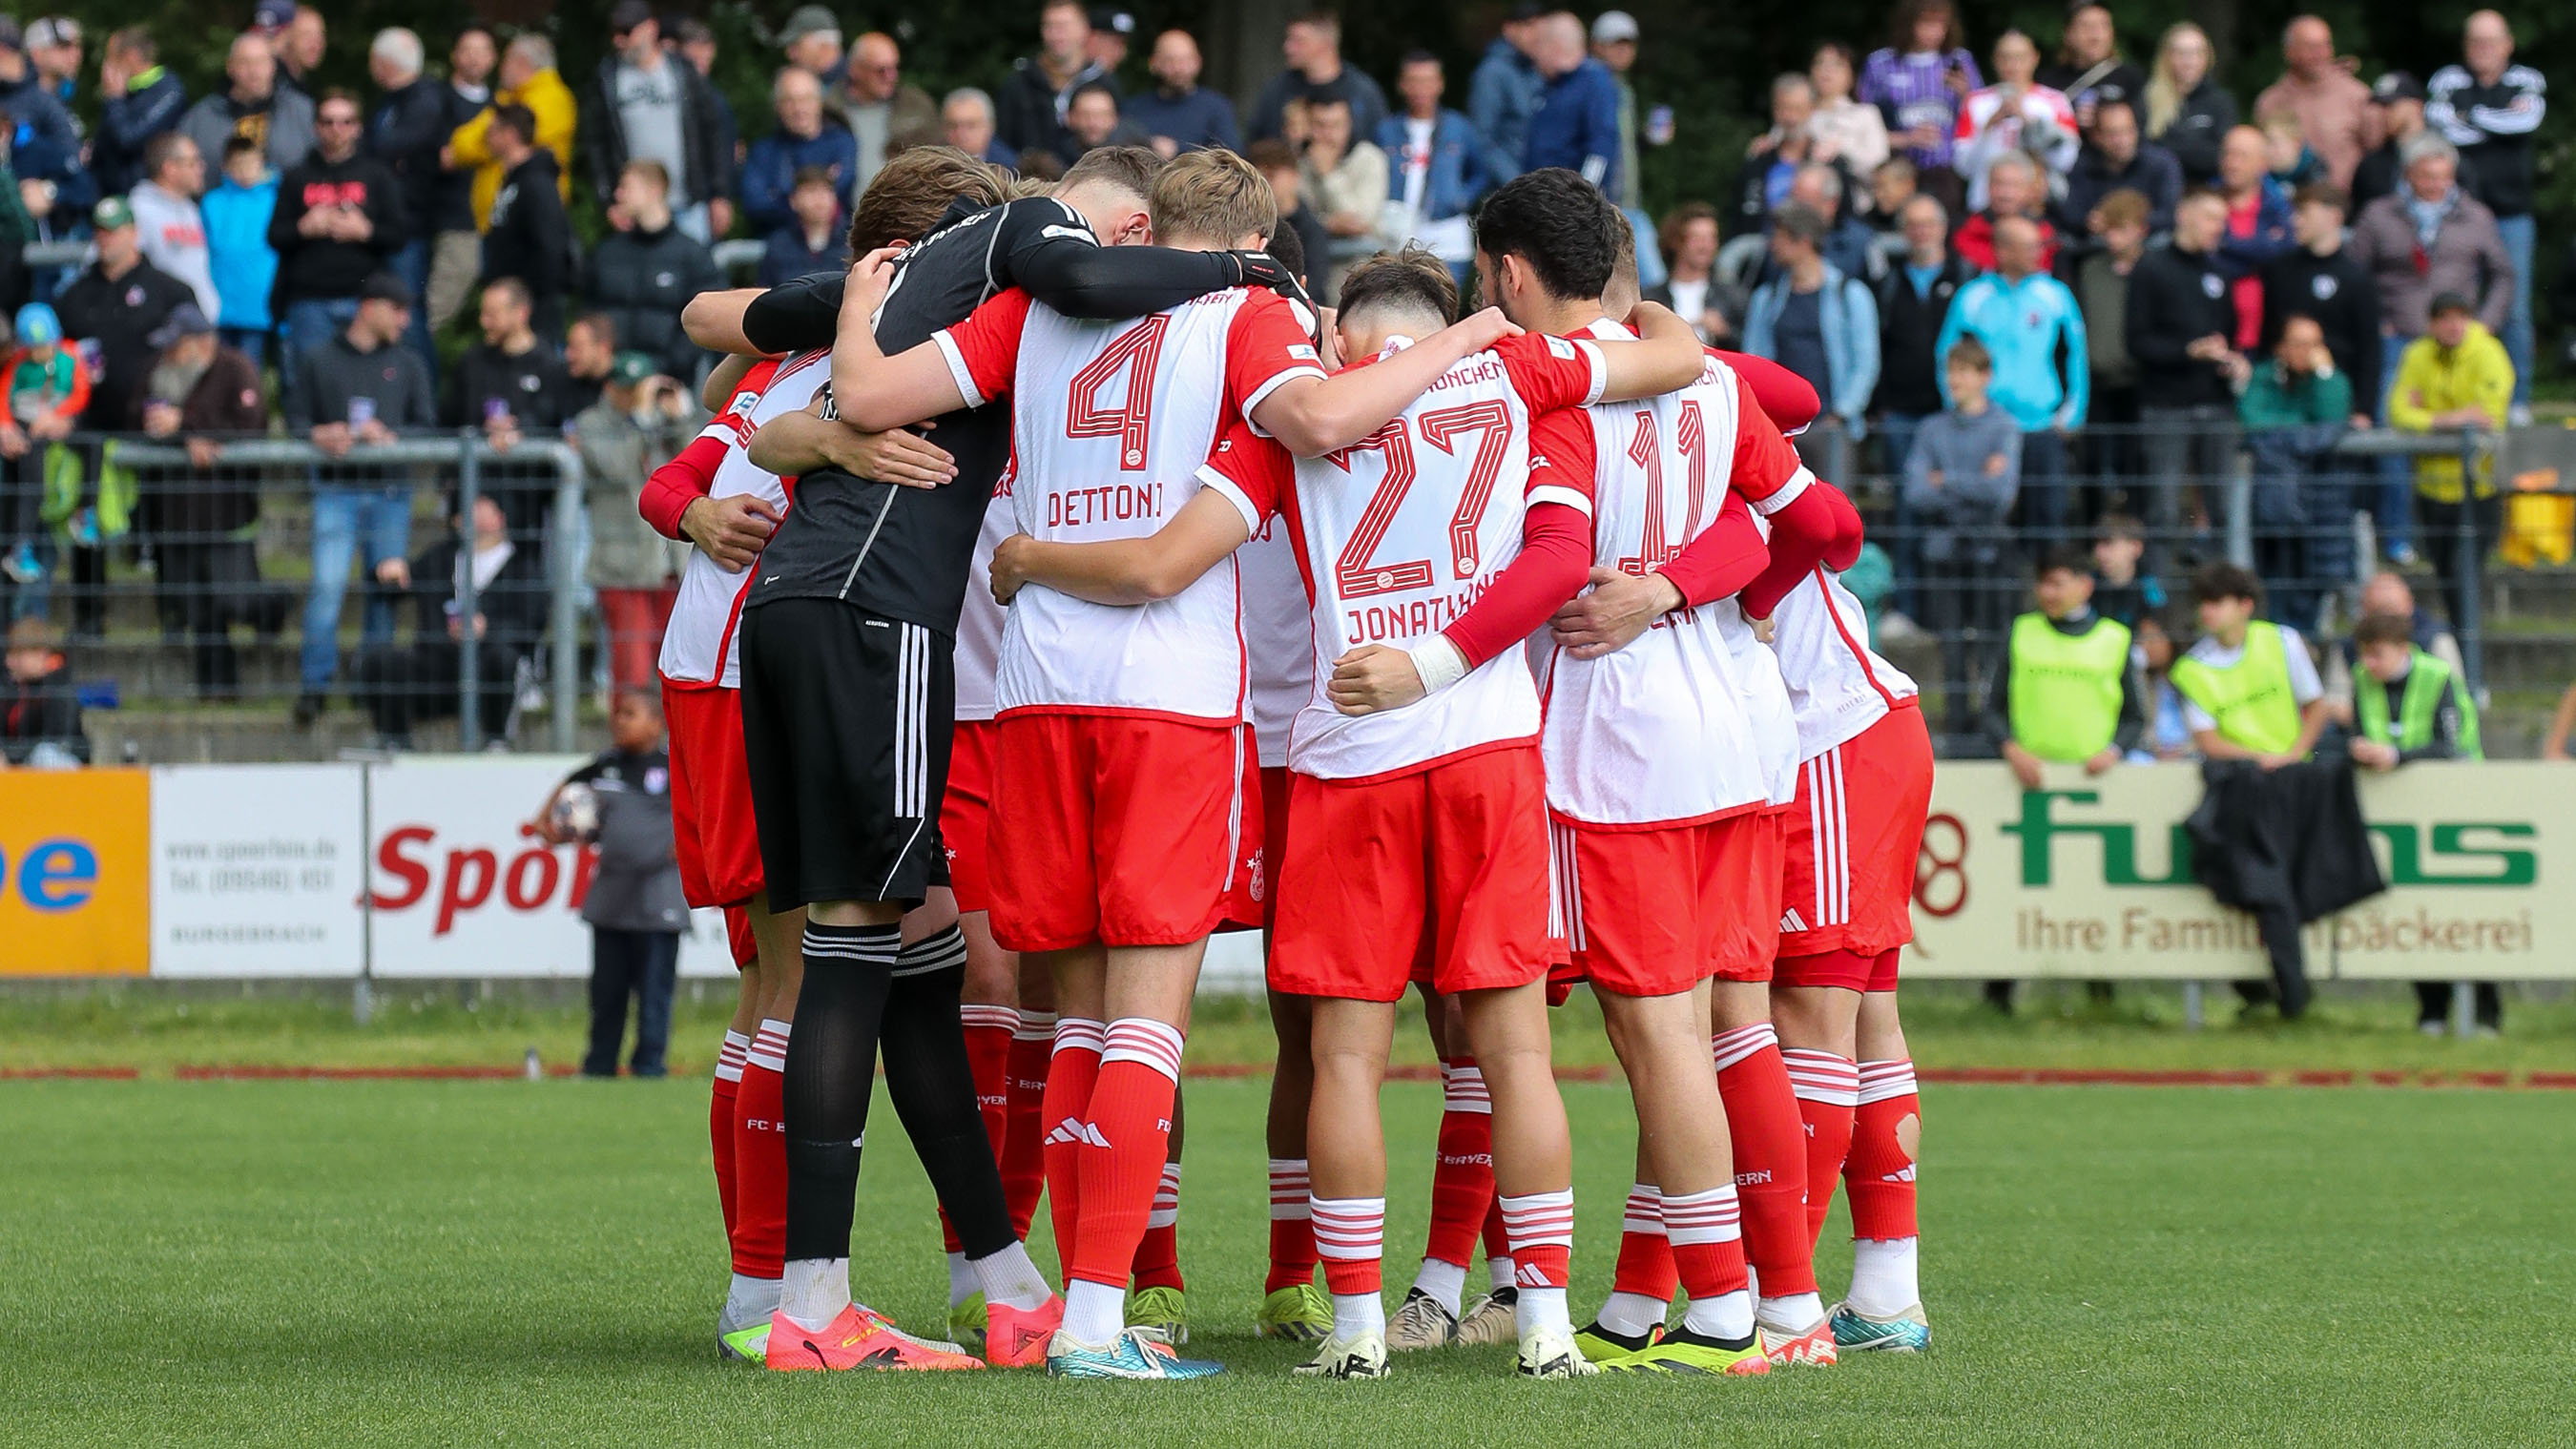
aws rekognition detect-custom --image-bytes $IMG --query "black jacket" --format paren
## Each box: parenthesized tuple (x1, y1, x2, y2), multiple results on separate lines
(1873, 255, 1977, 417)
(2126, 242, 2238, 408)
(995, 55, 1113, 162)
(2187, 756, 2385, 1016)
(432, 82, 488, 234)
(52, 259, 196, 430)
(367, 78, 454, 241)
(1, 673, 87, 765)
(584, 222, 721, 379)
(404, 534, 549, 656)
(94, 69, 191, 197)
(482, 151, 575, 310)
(2150, 79, 2236, 186)
(577, 56, 736, 214)
(268, 151, 411, 308)
(447, 341, 576, 432)
(284, 331, 438, 487)
(2258, 248, 2380, 394)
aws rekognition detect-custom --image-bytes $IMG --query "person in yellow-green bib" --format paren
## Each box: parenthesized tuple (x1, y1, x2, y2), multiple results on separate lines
(2169, 561, 2330, 766)
(1986, 545, 2146, 790)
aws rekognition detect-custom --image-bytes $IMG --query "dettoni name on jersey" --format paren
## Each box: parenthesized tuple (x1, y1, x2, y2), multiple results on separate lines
(1049, 479, 1172, 530)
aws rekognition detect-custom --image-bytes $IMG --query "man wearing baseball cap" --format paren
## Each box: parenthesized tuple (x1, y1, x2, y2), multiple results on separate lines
(26, 17, 80, 109)
(779, 6, 844, 85)
(53, 197, 195, 435)
(578, 1, 737, 243)
(0, 16, 80, 157)
(2352, 72, 2482, 214)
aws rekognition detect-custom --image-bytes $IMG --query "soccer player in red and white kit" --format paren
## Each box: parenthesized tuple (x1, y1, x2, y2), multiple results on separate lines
(989, 238, 1712, 1379)
(1523, 276, 1828, 1376)
(1658, 349, 1936, 1351)
(834, 150, 1531, 1380)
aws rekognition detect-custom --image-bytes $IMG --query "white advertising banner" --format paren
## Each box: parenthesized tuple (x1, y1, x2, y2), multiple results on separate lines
(364, 756, 735, 979)
(149, 764, 367, 978)
(1910, 762, 2567, 982)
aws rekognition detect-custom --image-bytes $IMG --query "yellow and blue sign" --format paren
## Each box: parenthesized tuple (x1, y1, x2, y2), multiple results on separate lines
(0, 768, 149, 975)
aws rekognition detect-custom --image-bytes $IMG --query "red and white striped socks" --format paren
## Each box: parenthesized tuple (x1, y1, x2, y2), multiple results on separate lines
(1783, 1046, 1859, 1247)
(1663, 1184, 1755, 1340)
(1039, 1017, 1104, 1280)
(1597, 1183, 1675, 1338)
(732, 1019, 790, 1287)
(960, 1003, 1017, 1157)
(1845, 1058, 1922, 1316)
(1130, 1161, 1185, 1292)
(1001, 1010, 1053, 1237)
(1417, 1059, 1496, 1314)
(713, 1030, 747, 1246)
(1266, 1158, 1318, 1293)
(1714, 1022, 1821, 1325)
(1311, 1193, 1387, 1339)
(1499, 1188, 1575, 1335)
(1062, 1017, 1184, 1344)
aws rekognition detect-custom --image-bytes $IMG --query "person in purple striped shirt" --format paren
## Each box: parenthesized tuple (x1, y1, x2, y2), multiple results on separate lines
(1859, 0, 1980, 215)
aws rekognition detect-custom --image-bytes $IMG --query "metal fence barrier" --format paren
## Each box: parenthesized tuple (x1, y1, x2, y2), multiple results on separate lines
(5, 432, 587, 755)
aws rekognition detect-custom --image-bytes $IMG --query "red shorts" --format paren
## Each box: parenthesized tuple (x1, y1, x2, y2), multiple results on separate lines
(1777, 703, 1933, 961)
(662, 679, 763, 919)
(718, 904, 756, 968)
(1775, 944, 1901, 992)
(941, 720, 1001, 914)
(1270, 745, 1556, 1003)
(1554, 807, 1780, 997)
(1219, 765, 1295, 935)
(988, 714, 1258, 952)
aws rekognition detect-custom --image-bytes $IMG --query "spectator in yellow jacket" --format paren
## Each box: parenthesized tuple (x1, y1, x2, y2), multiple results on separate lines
(447, 34, 576, 232)
(2388, 289, 2513, 634)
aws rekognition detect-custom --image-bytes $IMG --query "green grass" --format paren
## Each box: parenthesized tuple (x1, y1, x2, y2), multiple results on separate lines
(6, 980, 2571, 1076)
(4, 1076, 2570, 1445)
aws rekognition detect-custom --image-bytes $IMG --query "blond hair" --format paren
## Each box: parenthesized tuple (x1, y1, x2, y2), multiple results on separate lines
(1148, 147, 1277, 248)
(2143, 22, 2211, 139)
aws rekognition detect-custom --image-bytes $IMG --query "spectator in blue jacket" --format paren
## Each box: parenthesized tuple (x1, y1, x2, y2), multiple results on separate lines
(1936, 215, 2090, 542)
(741, 67, 856, 236)
(758, 166, 847, 286)
(1524, 11, 1620, 195)
(1745, 203, 1881, 445)
(1469, 5, 1545, 188)
(204, 136, 280, 362)
(93, 27, 188, 199)
(0, 20, 79, 163)
(1377, 52, 1492, 280)
(1124, 30, 1238, 156)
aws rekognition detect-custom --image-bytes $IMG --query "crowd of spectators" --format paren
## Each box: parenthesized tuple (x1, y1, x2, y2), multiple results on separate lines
(0, 1, 2556, 757)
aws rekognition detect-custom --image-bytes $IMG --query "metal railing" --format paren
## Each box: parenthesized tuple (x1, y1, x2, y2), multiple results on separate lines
(6, 432, 587, 754)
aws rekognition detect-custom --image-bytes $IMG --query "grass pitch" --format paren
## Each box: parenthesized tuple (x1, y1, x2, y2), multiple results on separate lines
(4, 1073, 2570, 1446)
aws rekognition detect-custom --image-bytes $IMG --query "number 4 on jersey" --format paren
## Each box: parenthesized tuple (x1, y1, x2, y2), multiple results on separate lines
(1066, 315, 1171, 469)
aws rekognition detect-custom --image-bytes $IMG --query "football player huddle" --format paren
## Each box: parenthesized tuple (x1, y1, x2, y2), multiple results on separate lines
(644, 142, 1931, 1384)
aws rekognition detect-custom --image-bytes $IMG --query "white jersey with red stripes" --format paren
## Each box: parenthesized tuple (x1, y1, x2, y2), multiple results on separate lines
(1196, 331, 1608, 781)
(1540, 341, 1784, 826)
(1771, 565, 1919, 763)
(1238, 516, 1311, 765)
(935, 284, 1326, 722)
(658, 350, 829, 689)
(953, 484, 1013, 721)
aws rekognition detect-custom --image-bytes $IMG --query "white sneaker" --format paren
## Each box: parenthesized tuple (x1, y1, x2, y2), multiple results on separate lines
(1515, 1322, 1599, 1378)
(1293, 1330, 1390, 1379)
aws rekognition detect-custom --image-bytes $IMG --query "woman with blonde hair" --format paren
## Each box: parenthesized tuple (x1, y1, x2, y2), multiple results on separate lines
(2141, 21, 2237, 186)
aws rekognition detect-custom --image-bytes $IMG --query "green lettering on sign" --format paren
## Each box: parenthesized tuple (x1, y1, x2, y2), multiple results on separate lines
(2369, 822, 2538, 886)
(2001, 790, 2195, 888)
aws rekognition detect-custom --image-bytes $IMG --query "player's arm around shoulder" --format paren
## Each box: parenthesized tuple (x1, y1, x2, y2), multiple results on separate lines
(1253, 305, 1521, 457)
(747, 396, 958, 489)
(1597, 301, 1712, 403)
(830, 249, 1016, 433)
(990, 424, 1279, 607)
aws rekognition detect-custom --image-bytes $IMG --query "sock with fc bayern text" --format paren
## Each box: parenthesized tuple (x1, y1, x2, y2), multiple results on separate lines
(1499, 1189, 1575, 1337)
(1001, 1011, 1053, 1237)
(1311, 1194, 1388, 1340)
(1663, 1184, 1755, 1342)
(1421, 1060, 1496, 1286)
(1061, 1018, 1183, 1342)
(961, 1002, 1018, 1168)
(1714, 1022, 1820, 1311)
(1782, 1046, 1860, 1248)
(1130, 1161, 1185, 1292)
(733, 1020, 791, 1282)
(712, 1031, 747, 1245)
(1265, 1158, 1319, 1294)
(1039, 1018, 1105, 1280)
(1597, 1182, 1676, 1337)
(778, 923, 898, 1329)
